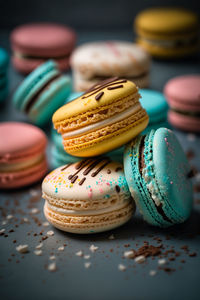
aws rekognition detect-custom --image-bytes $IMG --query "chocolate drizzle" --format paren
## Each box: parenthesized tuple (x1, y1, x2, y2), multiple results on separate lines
(61, 163, 72, 171)
(81, 77, 127, 99)
(24, 73, 61, 113)
(67, 158, 111, 186)
(95, 91, 104, 101)
(107, 84, 123, 90)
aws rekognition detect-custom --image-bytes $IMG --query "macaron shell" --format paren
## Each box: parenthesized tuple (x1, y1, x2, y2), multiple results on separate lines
(11, 23, 76, 57)
(12, 55, 70, 74)
(44, 201, 134, 234)
(152, 128, 193, 220)
(0, 157, 48, 189)
(168, 110, 200, 132)
(0, 122, 47, 163)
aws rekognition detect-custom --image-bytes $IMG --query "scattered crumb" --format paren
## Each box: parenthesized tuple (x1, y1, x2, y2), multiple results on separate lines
(195, 173, 200, 182)
(84, 255, 90, 259)
(89, 245, 98, 253)
(58, 246, 64, 251)
(158, 259, 167, 265)
(43, 222, 50, 227)
(134, 255, 146, 264)
(31, 208, 39, 214)
(49, 255, 56, 260)
(48, 262, 56, 272)
(16, 245, 29, 254)
(189, 252, 197, 257)
(108, 234, 115, 240)
(118, 264, 126, 271)
(47, 230, 54, 236)
(76, 251, 83, 257)
(124, 250, 135, 259)
(29, 189, 38, 196)
(35, 243, 43, 249)
(34, 250, 42, 256)
(0, 229, 5, 234)
(6, 215, 13, 220)
(23, 218, 29, 223)
(84, 262, 91, 269)
(149, 270, 157, 276)
(2, 220, 7, 225)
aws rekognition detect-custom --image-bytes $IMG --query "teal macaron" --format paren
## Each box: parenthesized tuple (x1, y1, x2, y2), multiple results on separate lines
(13, 60, 71, 126)
(139, 89, 169, 131)
(0, 48, 9, 103)
(124, 128, 193, 227)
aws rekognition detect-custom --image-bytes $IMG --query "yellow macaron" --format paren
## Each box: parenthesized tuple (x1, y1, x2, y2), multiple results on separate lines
(53, 77, 149, 157)
(134, 8, 199, 58)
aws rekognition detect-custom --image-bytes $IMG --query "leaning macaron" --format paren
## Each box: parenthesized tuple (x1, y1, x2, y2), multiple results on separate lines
(0, 48, 9, 103)
(0, 122, 48, 189)
(13, 60, 71, 126)
(11, 23, 76, 73)
(70, 41, 151, 91)
(124, 128, 193, 227)
(53, 77, 149, 157)
(135, 8, 199, 58)
(164, 75, 200, 132)
(42, 159, 135, 234)
(139, 89, 169, 131)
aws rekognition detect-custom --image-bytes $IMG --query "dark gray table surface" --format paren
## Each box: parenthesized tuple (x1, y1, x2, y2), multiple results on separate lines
(0, 30, 200, 300)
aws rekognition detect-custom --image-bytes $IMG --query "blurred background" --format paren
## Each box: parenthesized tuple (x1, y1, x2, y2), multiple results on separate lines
(1, 0, 200, 31)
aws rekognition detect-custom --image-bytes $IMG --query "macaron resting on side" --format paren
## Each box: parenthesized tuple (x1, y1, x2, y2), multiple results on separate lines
(11, 23, 76, 73)
(0, 48, 9, 103)
(53, 77, 149, 157)
(42, 159, 135, 234)
(13, 60, 71, 126)
(124, 128, 193, 227)
(70, 41, 151, 91)
(135, 8, 199, 58)
(0, 122, 48, 189)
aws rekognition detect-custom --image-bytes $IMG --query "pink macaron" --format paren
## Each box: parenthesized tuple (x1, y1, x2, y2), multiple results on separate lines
(0, 122, 48, 189)
(164, 75, 200, 132)
(10, 23, 76, 74)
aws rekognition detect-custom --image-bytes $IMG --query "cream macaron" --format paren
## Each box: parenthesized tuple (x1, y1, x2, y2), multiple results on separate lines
(42, 158, 135, 234)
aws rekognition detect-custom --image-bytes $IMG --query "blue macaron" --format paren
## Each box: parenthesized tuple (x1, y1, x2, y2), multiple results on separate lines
(13, 60, 71, 126)
(0, 48, 9, 103)
(139, 89, 169, 131)
(124, 127, 193, 227)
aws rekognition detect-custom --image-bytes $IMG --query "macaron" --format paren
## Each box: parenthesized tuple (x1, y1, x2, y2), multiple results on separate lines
(70, 41, 151, 91)
(0, 122, 48, 189)
(124, 128, 193, 227)
(13, 60, 71, 126)
(164, 75, 200, 132)
(53, 77, 149, 157)
(135, 8, 199, 58)
(11, 23, 76, 73)
(139, 89, 169, 131)
(42, 159, 135, 234)
(0, 48, 9, 103)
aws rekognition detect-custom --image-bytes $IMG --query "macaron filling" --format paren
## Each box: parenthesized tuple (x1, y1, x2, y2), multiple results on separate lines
(141, 35, 198, 48)
(170, 107, 200, 117)
(14, 51, 70, 60)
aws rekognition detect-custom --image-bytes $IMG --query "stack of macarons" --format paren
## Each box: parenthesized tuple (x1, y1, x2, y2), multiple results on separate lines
(0, 48, 9, 103)
(12, 60, 71, 126)
(10, 23, 76, 73)
(41, 77, 193, 234)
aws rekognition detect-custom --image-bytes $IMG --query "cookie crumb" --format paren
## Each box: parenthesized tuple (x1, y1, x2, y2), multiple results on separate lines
(35, 243, 43, 249)
(6, 214, 13, 220)
(124, 250, 135, 259)
(34, 250, 42, 256)
(84, 255, 90, 259)
(47, 230, 54, 236)
(108, 234, 115, 240)
(118, 264, 126, 271)
(58, 246, 64, 251)
(31, 208, 39, 214)
(149, 270, 157, 276)
(49, 255, 56, 260)
(89, 245, 98, 253)
(43, 222, 50, 227)
(76, 250, 83, 257)
(0, 229, 5, 234)
(48, 262, 56, 272)
(134, 255, 146, 264)
(158, 258, 167, 265)
(84, 262, 91, 269)
(16, 244, 29, 254)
